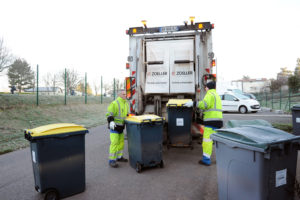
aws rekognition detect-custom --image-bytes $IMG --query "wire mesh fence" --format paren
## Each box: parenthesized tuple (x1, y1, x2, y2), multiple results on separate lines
(255, 89, 300, 112)
(0, 65, 126, 108)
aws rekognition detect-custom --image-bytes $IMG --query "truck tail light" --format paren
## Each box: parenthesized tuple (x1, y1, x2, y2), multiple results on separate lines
(126, 63, 130, 69)
(211, 59, 216, 67)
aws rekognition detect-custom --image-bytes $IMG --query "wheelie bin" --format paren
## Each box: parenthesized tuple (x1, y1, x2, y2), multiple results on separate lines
(211, 125, 300, 200)
(125, 115, 164, 173)
(24, 123, 89, 200)
(292, 105, 300, 135)
(166, 99, 193, 149)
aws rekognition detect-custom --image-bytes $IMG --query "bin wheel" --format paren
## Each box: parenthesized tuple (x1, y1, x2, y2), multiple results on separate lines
(190, 146, 194, 150)
(44, 189, 59, 200)
(136, 163, 142, 173)
(159, 160, 164, 168)
(167, 144, 170, 149)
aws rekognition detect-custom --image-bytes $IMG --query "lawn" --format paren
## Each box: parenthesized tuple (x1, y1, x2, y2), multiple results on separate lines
(0, 94, 112, 154)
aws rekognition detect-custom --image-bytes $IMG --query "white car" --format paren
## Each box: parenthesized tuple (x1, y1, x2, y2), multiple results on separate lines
(219, 92, 260, 113)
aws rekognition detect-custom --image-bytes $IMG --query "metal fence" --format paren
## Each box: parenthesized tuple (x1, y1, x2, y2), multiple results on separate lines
(255, 89, 300, 112)
(0, 65, 125, 108)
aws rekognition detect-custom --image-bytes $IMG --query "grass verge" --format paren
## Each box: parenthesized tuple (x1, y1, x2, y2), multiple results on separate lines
(0, 103, 109, 154)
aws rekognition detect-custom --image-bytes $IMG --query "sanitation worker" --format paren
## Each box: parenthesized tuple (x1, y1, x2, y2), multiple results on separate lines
(184, 81, 223, 166)
(106, 90, 129, 168)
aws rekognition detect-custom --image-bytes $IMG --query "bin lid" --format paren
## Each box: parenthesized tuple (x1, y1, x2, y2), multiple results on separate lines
(166, 99, 192, 107)
(212, 125, 298, 150)
(226, 119, 272, 128)
(125, 114, 164, 123)
(292, 105, 300, 111)
(25, 123, 88, 138)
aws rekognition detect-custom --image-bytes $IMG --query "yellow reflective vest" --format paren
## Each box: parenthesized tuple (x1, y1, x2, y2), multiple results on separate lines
(106, 97, 129, 126)
(197, 89, 223, 123)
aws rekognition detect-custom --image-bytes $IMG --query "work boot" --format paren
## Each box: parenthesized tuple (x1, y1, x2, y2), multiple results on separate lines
(109, 160, 118, 168)
(117, 157, 128, 162)
(198, 155, 211, 166)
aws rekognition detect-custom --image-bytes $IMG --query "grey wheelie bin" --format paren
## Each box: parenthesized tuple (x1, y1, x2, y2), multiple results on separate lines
(166, 99, 193, 149)
(292, 105, 300, 135)
(25, 123, 89, 200)
(125, 115, 164, 173)
(226, 119, 272, 128)
(211, 125, 300, 200)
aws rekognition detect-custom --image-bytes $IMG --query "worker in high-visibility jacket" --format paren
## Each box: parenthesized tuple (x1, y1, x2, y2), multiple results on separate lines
(106, 90, 129, 168)
(184, 81, 223, 166)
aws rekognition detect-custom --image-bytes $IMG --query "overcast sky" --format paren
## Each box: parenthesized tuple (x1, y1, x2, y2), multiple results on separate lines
(0, 0, 300, 90)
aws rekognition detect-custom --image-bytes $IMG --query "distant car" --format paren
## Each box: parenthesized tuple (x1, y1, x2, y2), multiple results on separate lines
(219, 92, 260, 114)
(243, 93, 257, 100)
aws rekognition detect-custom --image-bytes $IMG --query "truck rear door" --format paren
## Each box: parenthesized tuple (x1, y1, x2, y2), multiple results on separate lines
(145, 39, 195, 94)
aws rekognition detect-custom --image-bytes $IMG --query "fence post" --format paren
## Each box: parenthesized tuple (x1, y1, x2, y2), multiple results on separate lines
(279, 86, 282, 110)
(113, 78, 116, 100)
(36, 64, 39, 106)
(288, 88, 291, 111)
(265, 91, 268, 107)
(65, 68, 67, 105)
(101, 76, 103, 104)
(271, 92, 273, 110)
(85, 72, 87, 104)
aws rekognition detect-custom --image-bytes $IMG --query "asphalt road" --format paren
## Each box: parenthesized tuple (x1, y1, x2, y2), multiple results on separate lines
(0, 111, 298, 200)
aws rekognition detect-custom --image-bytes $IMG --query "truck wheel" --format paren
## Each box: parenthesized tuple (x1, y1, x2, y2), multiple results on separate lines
(136, 163, 142, 173)
(239, 106, 247, 114)
(44, 189, 59, 200)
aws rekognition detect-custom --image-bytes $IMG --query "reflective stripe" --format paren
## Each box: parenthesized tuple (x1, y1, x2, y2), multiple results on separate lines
(115, 122, 124, 126)
(203, 101, 208, 109)
(204, 118, 223, 121)
(116, 100, 121, 118)
(204, 109, 222, 112)
(209, 91, 217, 109)
(109, 153, 117, 159)
(203, 138, 212, 142)
(115, 116, 126, 120)
(203, 153, 211, 158)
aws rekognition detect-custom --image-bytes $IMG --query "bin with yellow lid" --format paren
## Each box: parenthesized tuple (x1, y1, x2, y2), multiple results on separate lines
(24, 123, 88, 199)
(125, 115, 164, 173)
(166, 99, 193, 149)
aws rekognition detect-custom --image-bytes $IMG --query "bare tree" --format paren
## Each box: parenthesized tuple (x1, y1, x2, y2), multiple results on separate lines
(0, 38, 13, 73)
(43, 73, 52, 95)
(58, 68, 82, 95)
(93, 80, 100, 96)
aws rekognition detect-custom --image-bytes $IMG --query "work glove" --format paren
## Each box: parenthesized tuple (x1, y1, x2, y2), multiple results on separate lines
(109, 121, 116, 130)
(184, 101, 194, 107)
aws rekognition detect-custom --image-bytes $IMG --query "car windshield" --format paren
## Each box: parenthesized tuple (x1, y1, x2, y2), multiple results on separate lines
(234, 93, 250, 100)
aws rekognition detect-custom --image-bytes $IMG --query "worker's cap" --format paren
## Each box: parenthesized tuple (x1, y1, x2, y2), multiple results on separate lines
(206, 81, 216, 89)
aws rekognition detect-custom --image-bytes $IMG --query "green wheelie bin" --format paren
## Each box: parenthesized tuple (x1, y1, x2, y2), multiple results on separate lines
(25, 123, 88, 200)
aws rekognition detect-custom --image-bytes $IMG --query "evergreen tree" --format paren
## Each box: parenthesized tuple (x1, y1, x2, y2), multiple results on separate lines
(7, 59, 35, 92)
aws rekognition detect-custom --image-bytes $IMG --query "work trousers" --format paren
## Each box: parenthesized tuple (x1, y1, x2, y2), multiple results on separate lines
(109, 132, 124, 161)
(202, 126, 215, 158)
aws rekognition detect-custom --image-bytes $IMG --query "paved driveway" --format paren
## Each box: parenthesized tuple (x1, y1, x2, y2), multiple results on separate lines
(0, 112, 298, 200)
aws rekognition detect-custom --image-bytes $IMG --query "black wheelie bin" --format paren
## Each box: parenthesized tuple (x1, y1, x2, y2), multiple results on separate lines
(25, 123, 88, 200)
(166, 99, 193, 149)
(125, 115, 164, 173)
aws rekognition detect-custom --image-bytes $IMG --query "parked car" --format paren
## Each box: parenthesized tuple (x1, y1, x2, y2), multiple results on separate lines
(219, 92, 260, 113)
(243, 93, 257, 100)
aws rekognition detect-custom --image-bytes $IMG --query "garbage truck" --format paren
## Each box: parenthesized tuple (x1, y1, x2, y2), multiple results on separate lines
(125, 18, 217, 135)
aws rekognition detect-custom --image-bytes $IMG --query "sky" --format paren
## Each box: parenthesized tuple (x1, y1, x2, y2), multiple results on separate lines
(0, 0, 300, 91)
